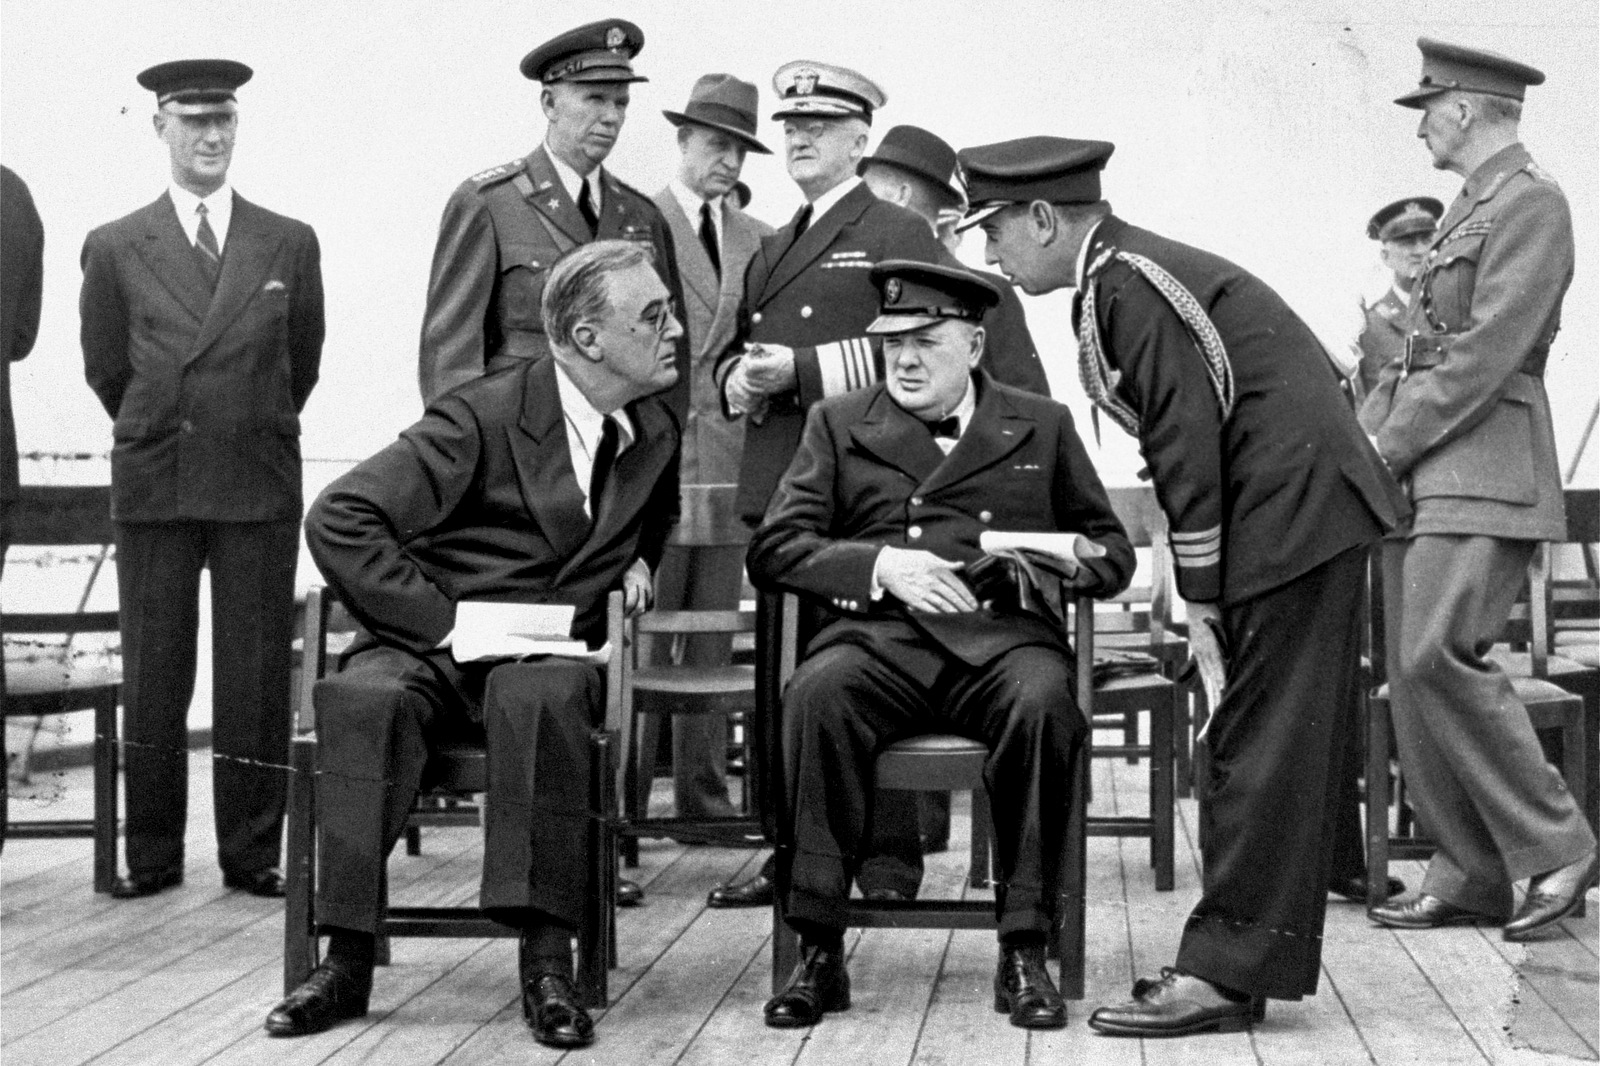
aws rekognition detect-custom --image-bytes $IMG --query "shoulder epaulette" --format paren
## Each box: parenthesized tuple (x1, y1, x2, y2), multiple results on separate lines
(467, 159, 524, 190)
(1085, 246, 1117, 279)
(1523, 160, 1560, 188)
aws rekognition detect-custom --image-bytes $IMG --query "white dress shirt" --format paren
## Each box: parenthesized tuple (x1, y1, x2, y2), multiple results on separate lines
(545, 142, 603, 218)
(168, 182, 234, 252)
(552, 360, 633, 519)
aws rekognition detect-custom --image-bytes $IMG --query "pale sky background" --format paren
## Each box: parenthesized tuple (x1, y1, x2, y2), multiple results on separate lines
(2, 0, 1596, 510)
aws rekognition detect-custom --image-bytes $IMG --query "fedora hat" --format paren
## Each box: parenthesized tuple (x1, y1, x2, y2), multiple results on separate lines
(663, 73, 771, 154)
(859, 125, 964, 206)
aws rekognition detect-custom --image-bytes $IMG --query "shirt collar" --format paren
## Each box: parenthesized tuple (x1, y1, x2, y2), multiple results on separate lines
(545, 142, 602, 211)
(949, 376, 977, 431)
(807, 174, 861, 222)
(669, 178, 722, 225)
(1073, 216, 1106, 290)
(552, 359, 634, 448)
(167, 181, 234, 244)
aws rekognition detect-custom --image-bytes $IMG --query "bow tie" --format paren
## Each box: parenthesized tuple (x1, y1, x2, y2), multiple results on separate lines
(925, 416, 960, 440)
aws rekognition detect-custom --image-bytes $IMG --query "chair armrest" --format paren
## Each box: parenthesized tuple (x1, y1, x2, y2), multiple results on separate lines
(294, 586, 331, 736)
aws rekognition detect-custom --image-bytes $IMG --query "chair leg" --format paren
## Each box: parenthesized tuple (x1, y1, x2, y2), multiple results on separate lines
(1561, 711, 1588, 918)
(1365, 694, 1392, 913)
(1057, 743, 1088, 1000)
(578, 729, 613, 1010)
(374, 871, 392, 966)
(93, 693, 119, 893)
(1151, 696, 1175, 892)
(1173, 689, 1193, 799)
(404, 823, 422, 856)
(771, 848, 798, 995)
(969, 786, 992, 890)
(1123, 710, 1139, 765)
(283, 736, 319, 994)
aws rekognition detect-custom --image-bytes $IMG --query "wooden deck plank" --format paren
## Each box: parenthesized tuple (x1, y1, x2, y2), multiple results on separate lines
(672, 918, 812, 1066)
(1510, 933, 1599, 1059)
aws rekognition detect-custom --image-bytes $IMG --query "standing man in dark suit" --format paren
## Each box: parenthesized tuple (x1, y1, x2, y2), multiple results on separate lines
(704, 61, 946, 910)
(80, 60, 324, 900)
(648, 74, 774, 823)
(268, 241, 681, 1049)
(1363, 40, 1596, 940)
(750, 260, 1133, 1031)
(418, 18, 688, 415)
(962, 137, 1405, 1035)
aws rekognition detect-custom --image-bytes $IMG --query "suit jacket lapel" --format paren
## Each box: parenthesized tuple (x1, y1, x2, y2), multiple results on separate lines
(511, 358, 591, 560)
(133, 194, 212, 324)
(919, 377, 1034, 496)
(525, 147, 592, 245)
(848, 389, 946, 486)
(759, 184, 873, 306)
(189, 195, 283, 363)
(654, 188, 719, 321)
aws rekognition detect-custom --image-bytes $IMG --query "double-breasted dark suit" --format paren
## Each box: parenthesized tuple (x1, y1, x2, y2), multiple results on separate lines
(1076, 215, 1405, 999)
(748, 374, 1133, 936)
(304, 356, 679, 931)
(79, 190, 323, 880)
(2, 165, 43, 526)
(418, 146, 689, 416)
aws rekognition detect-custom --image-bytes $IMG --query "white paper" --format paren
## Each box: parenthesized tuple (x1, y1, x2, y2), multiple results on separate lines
(451, 601, 610, 664)
(978, 531, 1109, 573)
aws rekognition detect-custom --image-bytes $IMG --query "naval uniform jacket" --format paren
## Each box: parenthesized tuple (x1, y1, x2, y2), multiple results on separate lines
(1359, 143, 1570, 542)
(80, 192, 324, 523)
(748, 372, 1134, 668)
(417, 146, 690, 416)
(653, 187, 773, 545)
(307, 355, 680, 656)
(1078, 216, 1404, 606)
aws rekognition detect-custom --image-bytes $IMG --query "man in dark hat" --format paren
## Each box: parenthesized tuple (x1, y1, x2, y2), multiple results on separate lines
(1353, 197, 1443, 397)
(749, 258, 1133, 1032)
(417, 17, 688, 418)
(702, 60, 947, 911)
(1363, 39, 1596, 941)
(644, 74, 774, 826)
(79, 59, 325, 900)
(961, 135, 1405, 1035)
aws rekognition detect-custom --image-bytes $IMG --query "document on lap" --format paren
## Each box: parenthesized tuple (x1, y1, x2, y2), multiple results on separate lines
(977, 531, 1109, 578)
(451, 601, 612, 664)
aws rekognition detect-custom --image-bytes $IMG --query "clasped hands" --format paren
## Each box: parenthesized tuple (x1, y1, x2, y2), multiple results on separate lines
(726, 343, 797, 418)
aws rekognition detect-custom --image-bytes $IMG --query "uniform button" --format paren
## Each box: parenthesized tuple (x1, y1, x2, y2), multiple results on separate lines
(530, 260, 540, 268)
(686, 410, 698, 422)
(181, 420, 195, 433)
(801, 306, 813, 318)
(752, 312, 763, 324)
(910, 495, 923, 506)
(980, 510, 993, 523)
(908, 525, 923, 539)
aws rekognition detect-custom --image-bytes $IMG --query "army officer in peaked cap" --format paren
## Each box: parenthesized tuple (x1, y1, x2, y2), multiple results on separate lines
(960, 135, 1405, 1036)
(417, 18, 688, 418)
(1349, 197, 1444, 398)
(1363, 39, 1596, 942)
(80, 58, 325, 900)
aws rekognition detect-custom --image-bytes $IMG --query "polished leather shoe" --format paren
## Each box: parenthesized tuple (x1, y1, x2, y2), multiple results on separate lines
(109, 865, 183, 899)
(522, 972, 594, 1049)
(707, 870, 774, 908)
(224, 868, 286, 898)
(993, 943, 1067, 1029)
(1088, 968, 1260, 1037)
(264, 961, 371, 1037)
(861, 887, 908, 902)
(616, 878, 643, 908)
(1368, 893, 1498, 930)
(1504, 851, 1599, 942)
(764, 944, 850, 1028)
(1328, 872, 1405, 903)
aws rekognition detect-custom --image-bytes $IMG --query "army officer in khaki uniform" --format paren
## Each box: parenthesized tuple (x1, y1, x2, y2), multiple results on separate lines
(1354, 197, 1442, 397)
(417, 18, 688, 414)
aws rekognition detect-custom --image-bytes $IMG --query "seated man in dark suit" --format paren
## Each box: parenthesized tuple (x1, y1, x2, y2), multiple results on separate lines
(265, 240, 683, 1050)
(748, 261, 1134, 1031)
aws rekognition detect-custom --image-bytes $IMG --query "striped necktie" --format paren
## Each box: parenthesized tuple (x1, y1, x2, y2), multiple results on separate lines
(194, 202, 222, 290)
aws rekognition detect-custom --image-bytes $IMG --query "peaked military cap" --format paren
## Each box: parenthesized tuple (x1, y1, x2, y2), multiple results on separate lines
(866, 259, 1002, 334)
(858, 125, 964, 206)
(955, 137, 1114, 230)
(1395, 37, 1545, 108)
(1367, 196, 1444, 241)
(521, 19, 646, 84)
(770, 61, 884, 123)
(137, 59, 252, 110)
(663, 73, 770, 153)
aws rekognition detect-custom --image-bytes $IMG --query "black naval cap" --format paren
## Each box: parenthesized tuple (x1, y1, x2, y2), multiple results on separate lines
(955, 137, 1114, 230)
(137, 59, 252, 109)
(521, 19, 647, 84)
(866, 260, 1002, 335)
(858, 125, 964, 207)
(1395, 38, 1545, 109)
(1367, 197, 1444, 241)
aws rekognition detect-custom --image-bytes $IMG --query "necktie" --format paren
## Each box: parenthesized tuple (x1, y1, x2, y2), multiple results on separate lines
(588, 416, 620, 515)
(792, 203, 813, 240)
(195, 202, 222, 290)
(927, 416, 960, 440)
(578, 177, 600, 234)
(699, 202, 721, 278)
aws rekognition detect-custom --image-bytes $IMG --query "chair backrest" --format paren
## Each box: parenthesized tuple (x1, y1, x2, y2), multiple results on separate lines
(1555, 487, 1599, 626)
(1, 485, 118, 639)
(1102, 485, 1177, 655)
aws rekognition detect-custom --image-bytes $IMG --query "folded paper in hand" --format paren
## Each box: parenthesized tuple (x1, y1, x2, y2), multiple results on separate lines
(452, 601, 611, 664)
(977, 531, 1107, 579)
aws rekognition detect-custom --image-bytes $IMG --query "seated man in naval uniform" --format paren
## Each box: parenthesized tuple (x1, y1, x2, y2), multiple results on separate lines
(747, 260, 1134, 1031)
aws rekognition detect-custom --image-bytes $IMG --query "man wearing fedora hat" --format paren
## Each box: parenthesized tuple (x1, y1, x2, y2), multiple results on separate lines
(417, 18, 688, 417)
(644, 75, 775, 826)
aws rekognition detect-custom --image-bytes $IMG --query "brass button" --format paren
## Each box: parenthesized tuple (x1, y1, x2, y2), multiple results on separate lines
(908, 525, 923, 539)
(910, 495, 923, 506)
(752, 312, 764, 324)
(980, 510, 993, 523)
(181, 420, 195, 433)
(801, 306, 813, 318)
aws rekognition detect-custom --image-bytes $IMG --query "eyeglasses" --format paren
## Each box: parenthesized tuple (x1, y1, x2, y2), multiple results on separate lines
(642, 297, 678, 339)
(782, 120, 831, 142)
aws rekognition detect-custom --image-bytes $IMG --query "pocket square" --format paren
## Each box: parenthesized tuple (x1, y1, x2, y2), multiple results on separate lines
(263, 279, 287, 293)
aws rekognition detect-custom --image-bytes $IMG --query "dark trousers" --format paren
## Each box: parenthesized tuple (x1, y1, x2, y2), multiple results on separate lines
(313, 643, 602, 934)
(1383, 535, 1594, 917)
(116, 519, 298, 876)
(782, 630, 1083, 939)
(1176, 546, 1366, 1000)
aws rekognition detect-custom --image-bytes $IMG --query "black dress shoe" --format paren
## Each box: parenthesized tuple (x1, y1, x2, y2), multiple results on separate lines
(1328, 872, 1405, 903)
(1088, 968, 1260, 1037)
(109, 865, 183, 899)
(1368, 893, 1498, 930)
(707, 870, 774, 908)
(1504, 852, 1599, 942)
(993, 943, 1067, 1029)
(224, 868, 286, 898)
(522, 972, 594, 1049)
(861, 887, 907, 902)
(765, 944, 850, 1028)
(616, 878, 643, 908)
(264, 962, 371, 1037)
